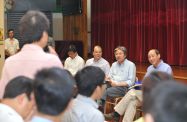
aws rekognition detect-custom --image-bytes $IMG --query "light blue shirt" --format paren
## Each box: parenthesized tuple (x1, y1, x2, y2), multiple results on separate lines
(85, 57, 110, 75)
(109, 59, 136, 87)
(31, 116, 52, 122)
(61, 94, 104, 122)
(145, 60, 173, 77)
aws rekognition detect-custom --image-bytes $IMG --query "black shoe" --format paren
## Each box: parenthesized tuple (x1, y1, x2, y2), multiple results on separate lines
(104, 112, 114, 121)
(104, 112, 120, 122)
(113, 116, 120, 122)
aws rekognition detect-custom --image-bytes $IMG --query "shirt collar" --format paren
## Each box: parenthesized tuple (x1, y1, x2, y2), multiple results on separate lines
(0, 103, 23, 120)
(7, 38, 16, 41)
(76, 94, 98, 108)
(21, 44, 44, 52)
(31, 116, 53, 122)
(117, 59, 126, 66)
(155, 60, 163, 69)
(93, 57, 102, 63)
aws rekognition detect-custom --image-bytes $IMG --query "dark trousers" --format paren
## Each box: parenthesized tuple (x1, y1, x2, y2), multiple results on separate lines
(101, 85, 128, 101)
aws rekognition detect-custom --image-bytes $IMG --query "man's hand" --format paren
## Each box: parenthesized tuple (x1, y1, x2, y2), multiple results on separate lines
(110, 80, 119, 87)
(105, 76, 111, 82)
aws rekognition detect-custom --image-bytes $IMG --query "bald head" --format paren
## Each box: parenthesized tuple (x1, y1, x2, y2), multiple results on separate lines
(93, 45, 102, 61)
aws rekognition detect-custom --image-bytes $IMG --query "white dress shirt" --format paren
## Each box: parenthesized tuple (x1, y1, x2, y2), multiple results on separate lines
(85, 57, 110, 75)
(64, 54, 85, 76)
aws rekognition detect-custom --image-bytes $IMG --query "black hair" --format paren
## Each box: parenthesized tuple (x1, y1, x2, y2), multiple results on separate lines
(3, 76, 33, 100)
(147, 82, 187, 122)
(7, 29, 14, 33)
(34, 67, 75, 115)
(75, 66, 105, 97)
(68, 45, 77, 53)
(19, 10, 49, 44)
(142, 71, 174, 113)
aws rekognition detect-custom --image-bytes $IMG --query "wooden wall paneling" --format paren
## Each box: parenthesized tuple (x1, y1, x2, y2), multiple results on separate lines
(63, 0, 88, 60)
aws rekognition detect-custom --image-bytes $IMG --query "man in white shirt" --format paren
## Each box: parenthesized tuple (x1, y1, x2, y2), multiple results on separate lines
(64, 45, 85, 76)
(5, 29, 19, 58)
(0, 76, 35, 122)
(85, 45, 110, 76)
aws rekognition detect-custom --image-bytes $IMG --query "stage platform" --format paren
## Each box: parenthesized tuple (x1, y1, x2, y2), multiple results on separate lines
(136, 63, 187, 83)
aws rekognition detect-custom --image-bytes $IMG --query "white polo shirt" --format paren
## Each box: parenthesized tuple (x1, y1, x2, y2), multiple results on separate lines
(0, 103, 24, 122)
(5, 38, 20, 55)
(64, 54, 85, 76)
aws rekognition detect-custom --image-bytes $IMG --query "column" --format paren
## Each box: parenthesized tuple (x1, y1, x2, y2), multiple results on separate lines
(0, 0, 5, 78)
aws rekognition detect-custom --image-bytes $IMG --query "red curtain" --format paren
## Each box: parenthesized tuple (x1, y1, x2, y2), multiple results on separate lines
(91, 0, 187, 66)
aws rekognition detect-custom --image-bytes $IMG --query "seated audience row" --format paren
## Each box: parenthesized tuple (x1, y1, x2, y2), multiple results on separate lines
(0, 67, 75, 122)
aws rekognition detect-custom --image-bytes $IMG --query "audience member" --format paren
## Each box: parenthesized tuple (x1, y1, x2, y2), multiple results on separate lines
(5, 29, 19, 58)
(0, 10, 63, 98)
(0, 76, 34, 122)
(61, 66, 105, 122)
(105, 48, 173, 122)
(31, 67, 75, 122)
(85, 45, 110, 76)
(64, 45, 85, 76)
(134, 71, 174, 122)
(144, 81, 187, 122)
(101, 46, 136, 103)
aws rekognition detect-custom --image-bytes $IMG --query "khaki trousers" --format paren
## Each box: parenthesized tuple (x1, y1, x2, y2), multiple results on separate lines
(114, 89, 142, 122)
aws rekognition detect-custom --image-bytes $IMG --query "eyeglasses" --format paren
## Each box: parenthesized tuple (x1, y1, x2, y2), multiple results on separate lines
(102, 81, 108, 85)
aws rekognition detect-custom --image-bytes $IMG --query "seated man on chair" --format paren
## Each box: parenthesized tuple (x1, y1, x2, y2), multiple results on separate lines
(85, 45, 110, 76)
(105, 49, 173, 122)
(64, 45, 85, 76)
(101, 46, 136, 109)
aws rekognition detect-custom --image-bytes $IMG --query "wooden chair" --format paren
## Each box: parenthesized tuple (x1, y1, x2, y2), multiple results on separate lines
(104, 96, 123, 114)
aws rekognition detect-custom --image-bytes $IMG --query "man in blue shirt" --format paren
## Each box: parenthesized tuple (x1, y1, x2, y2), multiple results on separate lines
(104, 49, 173, 122)
(61, 66, 105, 122)
(145, 49, 172, 76)
(101, 46, 136, 102)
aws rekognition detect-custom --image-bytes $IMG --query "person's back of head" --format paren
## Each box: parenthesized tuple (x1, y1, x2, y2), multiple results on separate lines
(18, 10, 49, 44)
(145, 81, 187, 122)
(33, 67, 75, 116)
(3, 76, 34, 119)
(142, 71, 174, 113)
(4, 76, 33, 99)
(75, 66, 105, 98)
